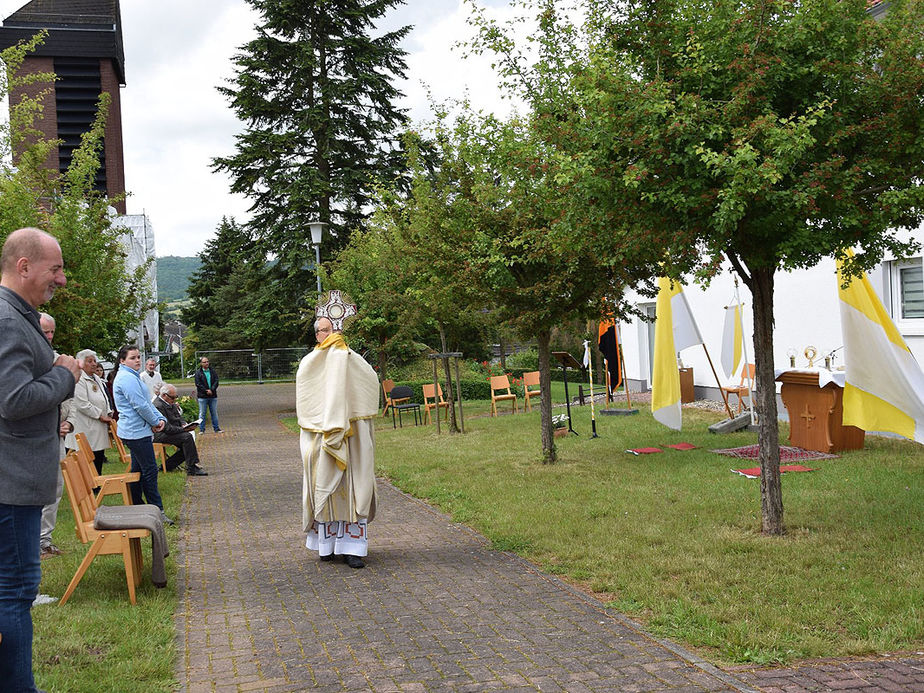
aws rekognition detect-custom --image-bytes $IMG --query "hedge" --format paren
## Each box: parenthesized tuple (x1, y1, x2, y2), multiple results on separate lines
(391, 372, 595, 405)
(393, 379, 492, 403)
(473, 367, 593, 385)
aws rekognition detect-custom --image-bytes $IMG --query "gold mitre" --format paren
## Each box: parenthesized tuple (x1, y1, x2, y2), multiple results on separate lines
(315, 289, 358, 332)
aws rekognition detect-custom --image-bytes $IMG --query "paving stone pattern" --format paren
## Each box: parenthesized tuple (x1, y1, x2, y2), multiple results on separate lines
(732, 656, 924, 693)
(173, 383, 923, 692)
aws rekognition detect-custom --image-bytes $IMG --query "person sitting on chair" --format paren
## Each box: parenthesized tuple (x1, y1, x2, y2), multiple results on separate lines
(153, 384, 208, 476)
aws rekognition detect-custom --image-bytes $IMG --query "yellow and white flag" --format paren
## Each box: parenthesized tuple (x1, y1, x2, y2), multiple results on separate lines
(651, 277, 703, 430)
(721, 303, 744, 379)
(838, 254, 924, 443)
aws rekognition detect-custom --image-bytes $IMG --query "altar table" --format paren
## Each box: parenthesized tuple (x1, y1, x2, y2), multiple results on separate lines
(775, 369, 865, 453)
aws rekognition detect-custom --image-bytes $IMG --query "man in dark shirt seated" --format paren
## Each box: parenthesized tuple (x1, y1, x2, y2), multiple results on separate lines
(153, 384, 208, 476)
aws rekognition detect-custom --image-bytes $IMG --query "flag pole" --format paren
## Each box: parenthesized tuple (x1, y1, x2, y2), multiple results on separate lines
(584, 340, 599, 438)
(702, 343, 734, 419)
(734, 278, 756, 426)
(616, 324, 633, 409)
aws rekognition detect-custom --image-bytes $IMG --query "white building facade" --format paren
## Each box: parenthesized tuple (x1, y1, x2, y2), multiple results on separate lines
(618, 228, 924, 411)
(113, 213, 159, 353)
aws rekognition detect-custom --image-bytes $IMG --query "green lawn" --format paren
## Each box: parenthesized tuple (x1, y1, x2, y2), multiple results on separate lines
(33, 451, 183, 692)
(40, 389, 921, 690)
(353, 397, 922, 666)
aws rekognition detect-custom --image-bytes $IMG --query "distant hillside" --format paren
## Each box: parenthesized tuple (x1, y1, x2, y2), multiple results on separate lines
(156, 256, 201, 303)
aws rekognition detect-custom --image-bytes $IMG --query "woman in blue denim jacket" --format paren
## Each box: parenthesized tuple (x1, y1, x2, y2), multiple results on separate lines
(112, 345, 171, 523)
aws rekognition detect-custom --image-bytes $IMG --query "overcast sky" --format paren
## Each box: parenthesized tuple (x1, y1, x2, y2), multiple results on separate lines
(0, 0, 521, 256)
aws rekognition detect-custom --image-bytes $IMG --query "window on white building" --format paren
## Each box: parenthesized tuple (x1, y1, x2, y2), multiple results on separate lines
(890, 259, 924, 330)
(643, 303, 656, 384)
(898, 263, 923, 318)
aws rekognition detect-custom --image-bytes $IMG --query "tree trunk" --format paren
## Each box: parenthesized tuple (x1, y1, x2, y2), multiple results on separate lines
(377, 336, 387, 380)
(439, 324, 460, 433)
(749, 264, 784, 535)
(537, 329, 556, 463)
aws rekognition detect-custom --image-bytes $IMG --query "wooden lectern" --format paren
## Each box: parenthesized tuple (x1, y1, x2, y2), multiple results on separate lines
(776, 371, 864, 453)
(679, 367, 694, 404)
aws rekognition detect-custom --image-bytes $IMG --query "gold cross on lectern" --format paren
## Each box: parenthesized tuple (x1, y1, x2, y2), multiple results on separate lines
(799, 404, 816, 428)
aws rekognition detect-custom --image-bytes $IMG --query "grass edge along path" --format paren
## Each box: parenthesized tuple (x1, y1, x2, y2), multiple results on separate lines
(31, 452, 184, 692)
(282, 400, 924, 667)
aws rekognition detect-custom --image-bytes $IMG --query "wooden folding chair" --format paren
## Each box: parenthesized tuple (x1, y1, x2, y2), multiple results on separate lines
(108, 420, 132, 472)
(422, 383, 450, 424)
(522, 371, 541, 412)
(490, 375, 518, 417)
(153, 443, 168, 473)
(382, 379, 410, 416)
(58, 452, 151, 605)
(721, 363, 756, 413)
(74, 432, 139, 505)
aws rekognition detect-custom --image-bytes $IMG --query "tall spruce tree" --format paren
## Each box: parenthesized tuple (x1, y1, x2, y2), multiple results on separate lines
(184, 217, 311, 350)
(183, 217, 256, 349)
(213, 0, 411, 286)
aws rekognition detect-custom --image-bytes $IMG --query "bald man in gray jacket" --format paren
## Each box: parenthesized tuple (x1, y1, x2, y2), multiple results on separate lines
(0, 228, 81, 692)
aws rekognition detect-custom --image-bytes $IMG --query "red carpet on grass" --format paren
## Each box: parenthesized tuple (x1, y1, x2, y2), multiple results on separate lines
(731, 464, 816, 478)
(711, 444, 839, 461)
(626, 443, 697, 455)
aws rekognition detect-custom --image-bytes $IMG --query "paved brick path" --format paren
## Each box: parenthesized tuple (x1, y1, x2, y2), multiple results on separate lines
(173, 383, 923, 692)
(732, 657, 924, 692)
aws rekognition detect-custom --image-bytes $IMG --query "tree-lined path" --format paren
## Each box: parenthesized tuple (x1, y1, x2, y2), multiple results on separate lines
(172, 383, 922, 692)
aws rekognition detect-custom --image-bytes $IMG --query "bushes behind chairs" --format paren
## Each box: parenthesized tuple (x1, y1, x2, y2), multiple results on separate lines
(390, 379, 491, 404)
(390, 371, 594, 405)
(176, 396, 199, 421)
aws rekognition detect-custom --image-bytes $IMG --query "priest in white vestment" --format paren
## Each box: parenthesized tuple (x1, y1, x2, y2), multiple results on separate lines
(296, 291, 379, 569)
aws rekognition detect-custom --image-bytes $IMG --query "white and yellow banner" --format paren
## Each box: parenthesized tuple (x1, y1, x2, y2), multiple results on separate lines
(838, 254, 924, 443)
(651, 277, 703, 430)
(721, 303, 744, 379)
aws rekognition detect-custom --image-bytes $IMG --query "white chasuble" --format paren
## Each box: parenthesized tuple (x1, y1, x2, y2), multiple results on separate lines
(296, 333, 379, 531)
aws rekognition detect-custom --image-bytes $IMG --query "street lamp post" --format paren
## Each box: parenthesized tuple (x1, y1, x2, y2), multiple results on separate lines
(308, 221, 328, 296)
(176, 329, 184, 379)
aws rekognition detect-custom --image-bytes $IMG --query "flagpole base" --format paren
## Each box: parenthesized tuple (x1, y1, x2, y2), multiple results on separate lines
(708, 412, 752, 434)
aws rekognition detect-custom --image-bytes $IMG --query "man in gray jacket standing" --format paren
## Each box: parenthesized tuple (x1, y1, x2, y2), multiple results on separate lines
(0, 228, 81, 692)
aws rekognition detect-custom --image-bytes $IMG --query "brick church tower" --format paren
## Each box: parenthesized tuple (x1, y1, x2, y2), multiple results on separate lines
(0, 0, 126, 213)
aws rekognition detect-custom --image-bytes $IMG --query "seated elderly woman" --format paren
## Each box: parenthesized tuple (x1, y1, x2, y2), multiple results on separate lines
(65, 349, 115, 475)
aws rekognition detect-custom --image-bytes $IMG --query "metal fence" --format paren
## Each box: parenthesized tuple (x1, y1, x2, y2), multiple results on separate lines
(490, 342, 533, 360)
(193, 348, 310, 383)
